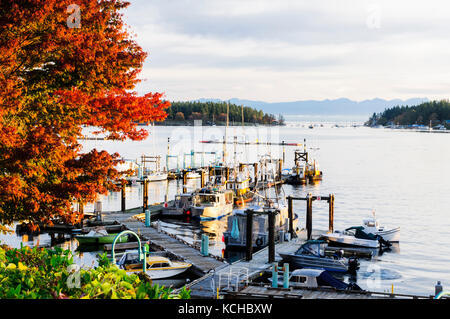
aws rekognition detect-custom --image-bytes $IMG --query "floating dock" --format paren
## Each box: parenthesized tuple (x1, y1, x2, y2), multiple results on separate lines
(101, 211, 225, 276)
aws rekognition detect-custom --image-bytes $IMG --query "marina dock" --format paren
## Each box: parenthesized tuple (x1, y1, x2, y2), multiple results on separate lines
(101, 211, 226, 276)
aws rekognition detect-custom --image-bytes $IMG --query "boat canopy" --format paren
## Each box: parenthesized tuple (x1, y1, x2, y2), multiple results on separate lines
(345, 226, 378, 240)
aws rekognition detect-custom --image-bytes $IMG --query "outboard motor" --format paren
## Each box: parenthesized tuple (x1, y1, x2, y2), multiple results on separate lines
(376, 235, 392, 248)
(347, 256, 360, 274)
(332, 249, 344, 260)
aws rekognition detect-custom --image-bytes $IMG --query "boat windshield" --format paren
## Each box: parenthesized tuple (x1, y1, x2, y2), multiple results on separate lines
(198, 194, 218, 203)
(296, 242, 325, 257)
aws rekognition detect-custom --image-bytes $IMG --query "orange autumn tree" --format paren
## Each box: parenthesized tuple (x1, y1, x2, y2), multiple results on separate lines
(0, 0, 169, 229)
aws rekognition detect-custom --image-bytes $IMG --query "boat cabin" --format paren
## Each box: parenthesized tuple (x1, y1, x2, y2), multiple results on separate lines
(287, 268, 354, 290)
(193, 189, 233, 207)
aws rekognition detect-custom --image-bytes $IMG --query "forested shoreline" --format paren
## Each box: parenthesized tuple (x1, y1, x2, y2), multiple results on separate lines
(366, 100, 450, 128)
(159, 101, 285, 125)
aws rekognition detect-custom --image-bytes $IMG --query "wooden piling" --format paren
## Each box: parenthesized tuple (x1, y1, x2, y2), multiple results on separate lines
(143, 179, 148, 214)
(306, 193, 313, 240)
(287, 196, 295, 238)
(328, 194, 334, 233)
(121, 182, 126, 212)
(78, 201, 84, 215)
(278, 159, 283, 181)
(200, 170, 205, 188)
(183, 170, 187, 192)
(245, 210, 254, 261)
(268, 210, 276, 263)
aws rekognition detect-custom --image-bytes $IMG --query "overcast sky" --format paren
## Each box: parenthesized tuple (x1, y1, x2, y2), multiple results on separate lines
(123, 0, 450, 102)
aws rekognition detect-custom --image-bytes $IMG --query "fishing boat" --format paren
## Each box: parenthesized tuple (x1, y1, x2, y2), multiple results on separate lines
(360, 213, 400, 242)
(305, 160, 322, 183)
(284, 147, 322, 185)
(278, 240, 359, 273)
(223, 201, 298, 250)
(226, 174, 254, 206)
(75, 227, 128, 245)
(117, 251, 191, 279)
(161, 193, 193, 217)
(190, 187, 234, 220)
(269, 268, 362, 291)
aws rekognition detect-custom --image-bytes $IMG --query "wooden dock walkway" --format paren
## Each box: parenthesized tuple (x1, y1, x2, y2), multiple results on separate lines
(101, 211, 226, 276)
(184, 234, 312, 299)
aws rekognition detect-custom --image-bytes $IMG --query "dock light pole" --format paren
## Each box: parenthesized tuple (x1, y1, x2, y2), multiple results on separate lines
(245, 210, 254, 261)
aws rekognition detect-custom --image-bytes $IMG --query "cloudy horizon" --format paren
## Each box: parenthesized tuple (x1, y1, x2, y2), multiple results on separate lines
(123, 0, 450, 103)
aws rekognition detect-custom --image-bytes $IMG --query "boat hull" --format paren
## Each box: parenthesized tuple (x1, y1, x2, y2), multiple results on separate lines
(323, 233, 379, 248)
(191, 204, 233, 220)
(374, 227, 400, 242)
(76, 234, 128, 245)
(279, 253, 348, 273)
(126, 265, 191, 279)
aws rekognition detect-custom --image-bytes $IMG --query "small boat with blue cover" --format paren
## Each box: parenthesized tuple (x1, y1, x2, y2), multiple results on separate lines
(279, 240, 359, 273)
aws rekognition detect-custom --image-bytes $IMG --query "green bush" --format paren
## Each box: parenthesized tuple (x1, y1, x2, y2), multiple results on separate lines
(0, 245, 190, 299)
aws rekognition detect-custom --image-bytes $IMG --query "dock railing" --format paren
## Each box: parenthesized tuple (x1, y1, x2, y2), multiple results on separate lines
(218, 267, 249, 292)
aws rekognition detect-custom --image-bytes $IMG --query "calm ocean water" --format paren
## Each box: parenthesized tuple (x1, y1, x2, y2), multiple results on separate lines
(1, 122, 449, 295)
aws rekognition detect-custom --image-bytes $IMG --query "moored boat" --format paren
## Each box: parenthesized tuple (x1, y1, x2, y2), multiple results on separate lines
(360, 214, 400, 242)
(117, 251, 191, 279)
(269, 268, 362, 291)
(75, 228, 129, 245)
(190, 187, 234, 220)
(279, 240, 359, 273)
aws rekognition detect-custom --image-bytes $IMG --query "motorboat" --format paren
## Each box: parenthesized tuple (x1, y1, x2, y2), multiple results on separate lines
(145, 171, 168, 182)
(321, 226, 391, 249)
(117, 251, 191, 279)
(278, 240, 359, 273)
(190, 187, 234, 220)
(75, 227, 128, 245)
(360, 214, 400, 242)
(269, 268, 362, 291)
(161, 193, 193, 217)
(223, 203, 298, 250)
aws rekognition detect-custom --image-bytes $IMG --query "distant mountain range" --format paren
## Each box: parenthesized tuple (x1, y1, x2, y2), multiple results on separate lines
(192, 97, 429, 116)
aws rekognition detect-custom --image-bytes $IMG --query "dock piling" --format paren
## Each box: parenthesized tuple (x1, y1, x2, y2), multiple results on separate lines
(306, 193, 313, 240)
(328, 194, 334, 233)
(145, 209, 151, 227)
(121, 183, 126, 212)
(268, 210, 276, 263)
(283, 263, 289, 289)
(271, 263, 278, 288)
(245, 210, 254, 261)
(287, 196, 295, 238)
(143, 179, 148, 214)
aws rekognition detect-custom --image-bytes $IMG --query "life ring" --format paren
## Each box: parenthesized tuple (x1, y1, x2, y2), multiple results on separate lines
(255, 237, 264, 247)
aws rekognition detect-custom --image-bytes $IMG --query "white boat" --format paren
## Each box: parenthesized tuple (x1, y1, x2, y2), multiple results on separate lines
(145, 171, 168, 182)
(117, 251, 191, 279)
(190, 187, 234, 220)
(185, 171, 201, 179)
(361, 216, 400, 242)
(322, 228, 381, 249)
